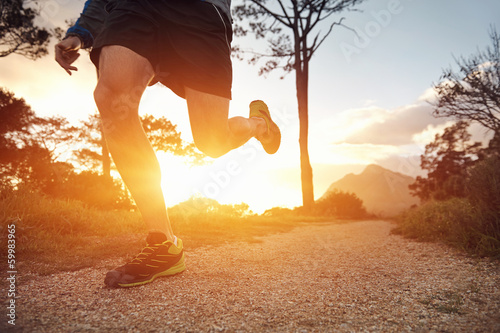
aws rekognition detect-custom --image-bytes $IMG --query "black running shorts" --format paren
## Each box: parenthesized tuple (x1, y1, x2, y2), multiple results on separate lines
(90, 0, 233, 99)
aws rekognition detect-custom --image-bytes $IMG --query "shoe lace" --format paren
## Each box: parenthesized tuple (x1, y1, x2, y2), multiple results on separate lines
(128, 244, 160, 265)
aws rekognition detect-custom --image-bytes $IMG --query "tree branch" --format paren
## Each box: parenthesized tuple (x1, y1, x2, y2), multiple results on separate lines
(249, 0, 293, 28)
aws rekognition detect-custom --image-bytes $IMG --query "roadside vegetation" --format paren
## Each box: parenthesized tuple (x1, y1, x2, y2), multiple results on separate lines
(395, 28, 500, 258)
(0, 187, 365, 276)
(395, 156, 500, 257)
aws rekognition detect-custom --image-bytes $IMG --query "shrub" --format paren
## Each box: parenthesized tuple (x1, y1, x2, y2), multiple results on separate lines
(467, 156, 500, 214)
(395, 197, 499, 257)
(314, 189, 367, 219)
(44, 171, 133, 210)
(262, 207, 295, 217)
(466, 156, 500, 254)
(397, 156, 500, 257)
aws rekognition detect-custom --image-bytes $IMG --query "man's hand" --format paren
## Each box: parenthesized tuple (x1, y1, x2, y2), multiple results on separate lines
(55, 36, 82, 75)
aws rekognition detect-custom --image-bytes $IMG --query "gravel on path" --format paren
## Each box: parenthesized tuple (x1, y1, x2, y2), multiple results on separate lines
(6, 220, 500, 332)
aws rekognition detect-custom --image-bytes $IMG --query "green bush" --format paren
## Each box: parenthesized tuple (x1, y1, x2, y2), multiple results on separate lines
(467, 156, 500, 214)
(57, 171, 133, 210)
(314, 189, 368, 219)
(395, 197, 499, 257)
(397, 156, 500, 257)
(466, 156, 500, 255)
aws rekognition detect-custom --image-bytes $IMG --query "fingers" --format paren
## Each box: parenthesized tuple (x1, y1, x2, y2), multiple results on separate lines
(54, 37, 82, 76)
(56, 51, 80, 75)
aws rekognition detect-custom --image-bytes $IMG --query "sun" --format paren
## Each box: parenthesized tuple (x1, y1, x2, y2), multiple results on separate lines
(156, 149, 301, 213)
(157, 153, 200, 207)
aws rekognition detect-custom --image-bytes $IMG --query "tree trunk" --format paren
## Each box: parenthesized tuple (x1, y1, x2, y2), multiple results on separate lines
(296, 63, 314, 211)
(292, 14, 314, 212)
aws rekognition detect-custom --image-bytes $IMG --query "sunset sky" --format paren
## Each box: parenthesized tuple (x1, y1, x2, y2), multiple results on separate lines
(1, 0, 499, 212)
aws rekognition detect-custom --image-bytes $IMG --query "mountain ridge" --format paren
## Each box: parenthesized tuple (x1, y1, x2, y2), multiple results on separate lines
(321, 164, 419, 217)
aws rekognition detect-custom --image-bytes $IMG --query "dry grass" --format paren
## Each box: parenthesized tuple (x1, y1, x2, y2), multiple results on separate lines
(0, 190, 331, 276)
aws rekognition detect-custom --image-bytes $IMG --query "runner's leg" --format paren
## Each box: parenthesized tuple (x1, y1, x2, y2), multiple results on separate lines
(93, 45, 175, 241)
(185, 87, 268, 158)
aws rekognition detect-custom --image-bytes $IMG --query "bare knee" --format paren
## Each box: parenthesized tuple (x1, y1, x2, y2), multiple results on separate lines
(189, 113, 231, 158)
(93, 45, 153, 122)
(93, 83, 112, 116)
(93, 82, 142, 131)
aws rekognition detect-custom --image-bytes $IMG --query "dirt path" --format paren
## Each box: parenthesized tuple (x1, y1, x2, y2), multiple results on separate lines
(7, 220, 500, 332)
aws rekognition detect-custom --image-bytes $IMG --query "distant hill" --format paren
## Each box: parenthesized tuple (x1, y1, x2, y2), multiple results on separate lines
(320, 164, 420, 217)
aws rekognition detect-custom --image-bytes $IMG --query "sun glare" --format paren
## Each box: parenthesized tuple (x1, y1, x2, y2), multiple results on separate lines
(157, 150, 303, 213)
(158, 154, 199, 207)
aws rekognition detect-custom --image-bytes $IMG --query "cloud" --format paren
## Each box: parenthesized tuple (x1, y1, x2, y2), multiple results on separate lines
(312, 106, 389, 144)
(412, 122, 454, 146)
(341, 102, 447, 145)
(417, 87, 438, 103)
(315, 143, 401, 165)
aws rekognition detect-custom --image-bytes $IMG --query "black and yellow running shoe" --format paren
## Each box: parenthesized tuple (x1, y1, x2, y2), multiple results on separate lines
(249, 100, 281, 154)
(104, 233, 185, 288)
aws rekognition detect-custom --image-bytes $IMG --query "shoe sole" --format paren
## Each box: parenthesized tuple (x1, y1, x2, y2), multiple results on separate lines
(250, 101, 281, 154)
(261, 120, 281, 154)
(105, 253, 186, 288)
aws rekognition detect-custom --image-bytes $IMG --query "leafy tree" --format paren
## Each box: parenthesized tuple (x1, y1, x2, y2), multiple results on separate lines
(140, 114, 206, 165)
(77, 114, 112, 177)
(56, 170, 133, 209)
(0, 87, 33, 148)
(76, 113, 207, 179)
(16, 145, 74, 195)
(433, 27, 500, 133)
(233, 0, 365, 211)
(0, 0, 51, 59)
(29, 115, 80, 161)
(409, 121, 482, 201)
(0, 89, 81, 191)
(0, 89, 132, 208)
(0, 88, 37, 188)
(467, 156, 500, 215)
(478, 131, 500, 160)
